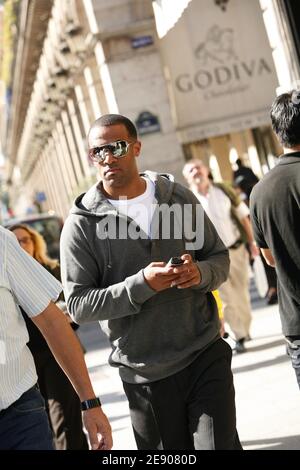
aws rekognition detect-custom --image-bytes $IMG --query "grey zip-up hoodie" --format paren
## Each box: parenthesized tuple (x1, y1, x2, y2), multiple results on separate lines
(60, 172, 229, 383)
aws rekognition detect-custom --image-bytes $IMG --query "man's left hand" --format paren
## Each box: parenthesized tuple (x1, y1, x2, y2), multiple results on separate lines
(170, 254, 201, 289)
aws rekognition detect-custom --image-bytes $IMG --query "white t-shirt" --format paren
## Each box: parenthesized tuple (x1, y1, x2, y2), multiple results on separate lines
(108, 178, 156, 238)
(195, 185, 249, 248)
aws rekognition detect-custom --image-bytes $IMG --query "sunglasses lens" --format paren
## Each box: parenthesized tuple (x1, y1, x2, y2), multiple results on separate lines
(91, 148, 100, 160)
(111, 141, 127, 157)
(91, 141, 129, 161)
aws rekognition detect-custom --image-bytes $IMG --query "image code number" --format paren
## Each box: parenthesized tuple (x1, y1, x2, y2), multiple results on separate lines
(145, 454, 197, 465)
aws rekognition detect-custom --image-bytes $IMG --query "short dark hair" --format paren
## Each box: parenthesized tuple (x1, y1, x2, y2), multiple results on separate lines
(270, 90, 300, 147)
(89, 114, 138, 140)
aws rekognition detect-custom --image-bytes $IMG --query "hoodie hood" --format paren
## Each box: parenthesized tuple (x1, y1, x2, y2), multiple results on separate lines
(71, 171, 175, 218)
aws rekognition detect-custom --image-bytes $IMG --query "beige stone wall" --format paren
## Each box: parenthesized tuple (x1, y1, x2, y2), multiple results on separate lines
(105, 50, 184, 177)
(91, 0, 154, 32)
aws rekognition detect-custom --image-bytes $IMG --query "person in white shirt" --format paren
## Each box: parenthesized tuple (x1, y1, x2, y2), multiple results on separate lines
(183, 159, 259, 353)
(0, 226, 112, 450)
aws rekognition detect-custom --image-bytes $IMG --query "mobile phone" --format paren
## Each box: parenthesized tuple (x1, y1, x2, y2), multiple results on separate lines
(167, 256, 184, 267)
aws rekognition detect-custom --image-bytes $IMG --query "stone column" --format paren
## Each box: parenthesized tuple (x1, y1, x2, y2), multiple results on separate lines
(94, 42, 119, 113)
(52, 126, 75, 198)
(56, 119, 79, 191)
(84, 65, 102, 120)
(67, 97, 92, 177)
(74, 77, 94, 135)
(61, 110, 85, 184)
(208, 135, 232, 181)
(45, 139, 69, 217)
(230, 131, 248, 161)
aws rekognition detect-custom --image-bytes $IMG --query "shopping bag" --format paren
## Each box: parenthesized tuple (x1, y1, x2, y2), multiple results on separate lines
(252, 256, 268, 298)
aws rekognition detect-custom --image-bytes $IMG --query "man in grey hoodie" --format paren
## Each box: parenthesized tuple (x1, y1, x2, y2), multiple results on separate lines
(60, 114, 242, 450)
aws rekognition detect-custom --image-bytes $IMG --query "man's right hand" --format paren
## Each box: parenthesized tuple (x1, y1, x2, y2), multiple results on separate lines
(143, 262, 181, 292)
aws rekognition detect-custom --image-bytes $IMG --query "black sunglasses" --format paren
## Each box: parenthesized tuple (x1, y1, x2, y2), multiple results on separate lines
(89, 140, 135, 163)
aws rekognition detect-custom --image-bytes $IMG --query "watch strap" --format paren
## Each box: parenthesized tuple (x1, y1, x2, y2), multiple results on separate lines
(81, 397, 102, 411)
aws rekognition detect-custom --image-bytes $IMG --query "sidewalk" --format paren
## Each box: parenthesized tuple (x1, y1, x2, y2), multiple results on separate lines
(78, 283, 300, 450)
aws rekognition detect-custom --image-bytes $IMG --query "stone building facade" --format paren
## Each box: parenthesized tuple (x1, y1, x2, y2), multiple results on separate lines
(2, 0, 182, 217)
(1, 0, 299, 218)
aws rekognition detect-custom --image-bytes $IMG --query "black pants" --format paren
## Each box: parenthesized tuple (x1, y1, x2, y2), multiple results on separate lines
(34, 350, 88, 450)
(123, 339, 242, 450)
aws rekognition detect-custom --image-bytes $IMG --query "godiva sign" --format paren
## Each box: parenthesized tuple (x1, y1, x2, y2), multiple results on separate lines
(176, 57, 272, 94)
(158, 0, 278, 142)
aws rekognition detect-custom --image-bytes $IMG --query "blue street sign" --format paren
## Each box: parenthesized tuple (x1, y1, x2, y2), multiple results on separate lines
(131, 36, 154, 49)
(135, 112, 161, 135)
(35, 191, 46, 202)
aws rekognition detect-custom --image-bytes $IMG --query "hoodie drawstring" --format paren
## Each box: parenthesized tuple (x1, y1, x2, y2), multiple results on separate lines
(104, 228, 112, 269)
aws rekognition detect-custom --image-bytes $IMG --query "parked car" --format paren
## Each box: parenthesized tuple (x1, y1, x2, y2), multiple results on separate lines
(4, 213, 63, 259)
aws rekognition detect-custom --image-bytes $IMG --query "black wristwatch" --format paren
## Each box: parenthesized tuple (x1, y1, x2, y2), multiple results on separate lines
(81, 397, 102, 411)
